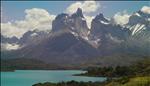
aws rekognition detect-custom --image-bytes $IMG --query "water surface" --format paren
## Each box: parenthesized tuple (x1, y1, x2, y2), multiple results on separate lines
(1, 70, 106, 86)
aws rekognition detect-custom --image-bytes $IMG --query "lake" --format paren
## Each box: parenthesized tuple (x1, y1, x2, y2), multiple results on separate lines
(1, 70, 106, 86)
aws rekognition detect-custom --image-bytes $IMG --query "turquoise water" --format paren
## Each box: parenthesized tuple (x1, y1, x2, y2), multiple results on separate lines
(1, 70, 106, 86)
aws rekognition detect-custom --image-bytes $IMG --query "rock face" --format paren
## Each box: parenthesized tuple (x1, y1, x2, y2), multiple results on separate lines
(51, 8, 89, 39)
(13, 31, 98, 64)
(2, 8, 150, 66)
(126, 10, 150, 36)
(89, 13, 130, 55)
(121, 10, 150, 56)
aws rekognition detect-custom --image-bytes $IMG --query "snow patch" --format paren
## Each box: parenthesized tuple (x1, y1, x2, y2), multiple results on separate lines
(134, 13, 141, 17)
(71, 31, 78, 37)
(31, 33, 38, 37)
(100, 21, 109, 25)
(131, 24, 145, 35)
(83, 36, 89, 40)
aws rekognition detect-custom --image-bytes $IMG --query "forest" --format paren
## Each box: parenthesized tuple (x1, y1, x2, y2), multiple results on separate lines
(33, 58, 150, 86)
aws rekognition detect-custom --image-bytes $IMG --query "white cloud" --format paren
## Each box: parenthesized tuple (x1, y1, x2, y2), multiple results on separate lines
(112, 11, 130, 25)
(66, 1, 100, 14)
(1, 43, 20, 51)
(1, 22, 26, 39)
(66, 1, 98, 28)
(1, 8, 56, 39)
(141, 6, 150, 14)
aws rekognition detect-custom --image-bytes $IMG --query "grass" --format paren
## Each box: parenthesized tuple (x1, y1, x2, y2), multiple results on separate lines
(106, 76, 150, 86)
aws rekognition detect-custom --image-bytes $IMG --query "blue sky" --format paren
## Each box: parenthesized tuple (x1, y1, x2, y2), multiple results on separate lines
(1, 1, 150, 22)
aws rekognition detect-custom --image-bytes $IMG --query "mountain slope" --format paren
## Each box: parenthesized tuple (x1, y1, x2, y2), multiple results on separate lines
(11, 31, 98, 64)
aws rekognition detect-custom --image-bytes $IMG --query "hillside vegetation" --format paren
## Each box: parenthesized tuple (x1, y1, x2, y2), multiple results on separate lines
(33, 58, 150, 86)
(1, 58, 63, 71)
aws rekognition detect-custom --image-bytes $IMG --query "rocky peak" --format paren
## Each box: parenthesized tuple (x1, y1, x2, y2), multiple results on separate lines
(55, 13, 69, 20)
(127, 10, 150, 26)
(72, 8, 84, 18)
(51, 8, 89, 39)
(93, 13, 109, 23)
(51, 13, 70, 32)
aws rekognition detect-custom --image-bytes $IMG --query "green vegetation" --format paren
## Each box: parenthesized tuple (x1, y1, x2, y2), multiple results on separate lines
(78, 58, 150, 77)
(33, 81, 107, 86)
(106, 76, 150, 86)
(32, 58, 150, 86)
(33, 76, 150, 86)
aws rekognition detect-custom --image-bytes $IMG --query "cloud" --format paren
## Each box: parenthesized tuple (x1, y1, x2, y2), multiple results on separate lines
(1, 22, 26, 39)
(1, 8, 56, 39)
(66, 1, 100, 14)
(66, 1, 98, 28)
(141, 6, 150, 14)
(112, 11, 130, 25)
(1, 43, 20, 51)
(84, 15, 94, 28)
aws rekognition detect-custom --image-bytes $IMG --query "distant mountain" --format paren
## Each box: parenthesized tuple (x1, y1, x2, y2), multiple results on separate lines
(18, 30, 49, 46)
(1, 8, 150, 67)
(1, 35, 19, 44)
(1, 30, 49, 48)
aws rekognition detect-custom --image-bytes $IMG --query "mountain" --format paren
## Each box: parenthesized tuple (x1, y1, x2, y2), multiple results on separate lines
(89, 13, 130, 54)
(1, 35, 19, 44)
(10, 30, 98, 65)
(1, 8, 150, 67)
(2, 9, 97, 64)
(1, 30, 50, 51)
(126, 10, 150, 36)
(52, 8, 89, 40)
(18, 30, 49, 46)
(119, 10, 150, 56)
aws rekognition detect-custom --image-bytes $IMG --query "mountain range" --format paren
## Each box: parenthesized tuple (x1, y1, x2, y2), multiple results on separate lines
(1, 8, 150, 67)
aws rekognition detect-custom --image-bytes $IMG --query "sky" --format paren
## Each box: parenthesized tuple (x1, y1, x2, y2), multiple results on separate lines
(1, 1, 150, 22)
